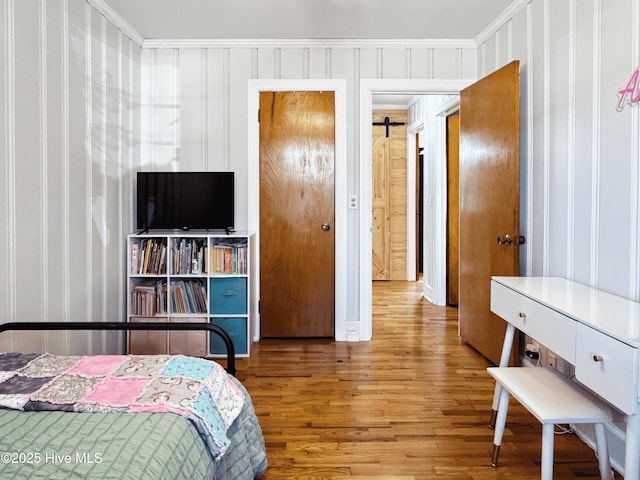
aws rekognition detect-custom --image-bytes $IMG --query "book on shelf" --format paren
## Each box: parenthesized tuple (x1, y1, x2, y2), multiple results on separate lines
(169, 279, 207, 314)
(171, 238, 207, 275)
(130, 279, 167, 316)
(132, 238, 167, 275)
(211, 242, 247, 274)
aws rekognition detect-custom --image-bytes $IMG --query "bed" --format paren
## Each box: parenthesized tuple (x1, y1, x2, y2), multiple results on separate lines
(0, 321, 267, 480)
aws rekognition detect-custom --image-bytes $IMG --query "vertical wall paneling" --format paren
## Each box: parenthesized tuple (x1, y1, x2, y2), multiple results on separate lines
(116, 30, 125, 350)
(432, 48, 461, 79)
(228, 49, 252, 228)
(206, 48, 226, 171)
(590, 0, 602, 288)
(39, 0, 49, 350)
(14, 0, 43, 352)
(61, 0, 69, 354)
(0, 0, 140, 354)
(541, 0, 551, 275)
(409, 48, 431, 79)
(632, 0, 640, 300)
(307, 47, 329, 79)
(547, 0, 570, 278)
(597, 0, 633, 297)
(572, 0, 595, 286)
(104, 22, 122, 352)
(381, 48, 408, 78)
(201, 48, 207, 168)
(67, 0, 88, 354)
(46, 0, 66, 353)
(179, 48, 205, 170)
(88, 4, 99, 354)
(566, 0, 577, 278)
(1, 0, 14, 352)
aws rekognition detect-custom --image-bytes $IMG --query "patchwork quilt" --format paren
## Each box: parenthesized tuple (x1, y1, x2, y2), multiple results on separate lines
(0, 353, 245, 460)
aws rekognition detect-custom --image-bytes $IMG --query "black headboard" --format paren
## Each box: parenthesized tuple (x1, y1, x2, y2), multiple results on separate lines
(0, 321, 236, 376)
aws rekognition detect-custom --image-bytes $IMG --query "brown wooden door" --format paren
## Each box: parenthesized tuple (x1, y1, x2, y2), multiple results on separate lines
(446, 114, 460, 306)
(259, 91, 335, 338)
(458, 61, 521, 365)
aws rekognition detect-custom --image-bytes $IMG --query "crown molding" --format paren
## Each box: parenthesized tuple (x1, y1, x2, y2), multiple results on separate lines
(86, 0, 144, 47)
(141, 38, 477, 50)
(476, 0, 531, 46)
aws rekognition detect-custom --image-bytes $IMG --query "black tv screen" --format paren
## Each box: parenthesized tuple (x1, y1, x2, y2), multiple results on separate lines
(136, 172, 234, 231)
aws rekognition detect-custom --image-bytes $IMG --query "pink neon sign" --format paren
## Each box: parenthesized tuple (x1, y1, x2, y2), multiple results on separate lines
(618, 67, 640, 111)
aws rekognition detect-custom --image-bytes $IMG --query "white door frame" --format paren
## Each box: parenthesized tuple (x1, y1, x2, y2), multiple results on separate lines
(359, 79, 472, 341)
(247, 79, 348, 342)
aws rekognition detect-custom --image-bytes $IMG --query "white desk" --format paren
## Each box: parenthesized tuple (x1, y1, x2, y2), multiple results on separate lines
(490, 276, 640, 480)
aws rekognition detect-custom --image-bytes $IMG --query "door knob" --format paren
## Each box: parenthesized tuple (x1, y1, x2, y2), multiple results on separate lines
(321, 223, 331, 231)
(497, 234, 512, 245)
(497, 234, 526, 245)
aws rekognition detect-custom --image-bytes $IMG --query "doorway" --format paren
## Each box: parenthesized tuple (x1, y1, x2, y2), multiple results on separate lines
(371, 107, 409, 281)
(360, 79, 473, 341)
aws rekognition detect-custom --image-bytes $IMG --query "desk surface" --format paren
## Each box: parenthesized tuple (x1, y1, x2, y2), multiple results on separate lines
(492, 276, 640, 347)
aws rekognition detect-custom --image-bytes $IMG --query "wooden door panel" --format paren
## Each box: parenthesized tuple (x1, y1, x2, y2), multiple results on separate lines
(372, 130, 390, 279)
(459, 61, 520, 365)
(259, 91, 335, 338)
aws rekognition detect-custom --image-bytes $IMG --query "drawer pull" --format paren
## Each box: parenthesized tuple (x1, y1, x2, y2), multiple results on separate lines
(593, 354, 604, 362)
(518, 312, 527, 318)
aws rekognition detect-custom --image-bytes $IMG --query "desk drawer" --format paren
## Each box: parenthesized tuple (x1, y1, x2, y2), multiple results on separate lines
(491, 281, 576, 363)
(575, 323, 638, 415)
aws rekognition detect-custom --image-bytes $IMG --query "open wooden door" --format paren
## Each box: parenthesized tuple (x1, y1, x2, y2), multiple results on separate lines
(458, 61, 521, 365)
(259, 91, 335, 338)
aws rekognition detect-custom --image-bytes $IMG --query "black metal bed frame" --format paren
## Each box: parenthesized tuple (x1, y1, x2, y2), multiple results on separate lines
(0, 322, 236, 376)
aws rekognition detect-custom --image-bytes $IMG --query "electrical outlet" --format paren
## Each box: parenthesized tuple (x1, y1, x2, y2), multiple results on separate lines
(547, 352, 557, 369)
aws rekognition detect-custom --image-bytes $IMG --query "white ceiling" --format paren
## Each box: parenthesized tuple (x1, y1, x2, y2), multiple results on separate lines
(100, 0, 516, 41)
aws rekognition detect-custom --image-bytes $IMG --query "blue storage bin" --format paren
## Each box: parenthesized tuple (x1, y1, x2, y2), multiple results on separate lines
(209, 277, 247, 314)
(209, 317, 247, 355)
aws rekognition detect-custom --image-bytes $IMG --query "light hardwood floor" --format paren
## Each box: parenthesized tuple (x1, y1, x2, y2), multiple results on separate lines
(234, 280, 621, 479)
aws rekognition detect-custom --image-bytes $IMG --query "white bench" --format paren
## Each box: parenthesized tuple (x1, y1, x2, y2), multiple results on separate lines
(487, 367, 614, 480)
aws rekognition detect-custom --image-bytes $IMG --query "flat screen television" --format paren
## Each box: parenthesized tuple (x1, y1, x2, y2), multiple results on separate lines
(136, 171, 234, 231)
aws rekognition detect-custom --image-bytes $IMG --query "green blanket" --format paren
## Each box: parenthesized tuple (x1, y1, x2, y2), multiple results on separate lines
(0, 381, 267, 479)
(0, 409, 213, 479)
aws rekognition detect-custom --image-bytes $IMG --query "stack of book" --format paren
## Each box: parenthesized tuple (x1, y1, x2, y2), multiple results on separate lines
(210, 242, 247, 274)
(170, 279, 207, 314)
(171, 238, 207, 275)
(131, 239, 167, 275)
(130, 280, 167, 315)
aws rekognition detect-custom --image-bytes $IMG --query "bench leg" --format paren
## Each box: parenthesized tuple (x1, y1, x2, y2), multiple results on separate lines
(541, 423, 555, 480)
(491, 386, 511, 467)
(593, 423, 613, 480)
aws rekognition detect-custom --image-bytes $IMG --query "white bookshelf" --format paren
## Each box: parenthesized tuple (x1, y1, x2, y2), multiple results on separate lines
(126, 232, 254, 357)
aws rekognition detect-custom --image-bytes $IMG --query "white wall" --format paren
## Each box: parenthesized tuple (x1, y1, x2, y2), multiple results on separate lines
(139, 40, 478, 339)
(479, 0, 640, 474)
(481, 0, 640, 300)
(0, 0, 141, 354)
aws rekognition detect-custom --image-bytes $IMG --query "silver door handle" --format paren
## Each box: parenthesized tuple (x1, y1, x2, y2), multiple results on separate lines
(321, 223, 331, 231)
